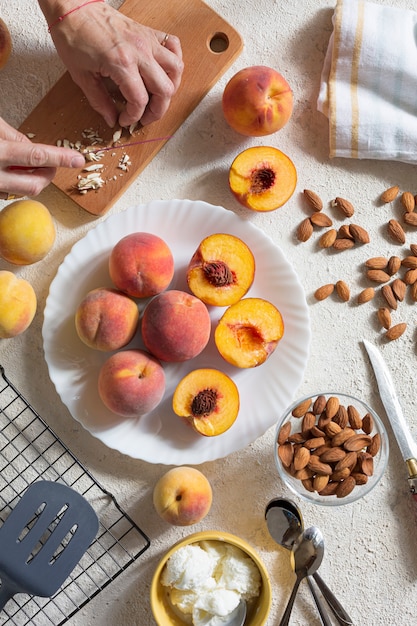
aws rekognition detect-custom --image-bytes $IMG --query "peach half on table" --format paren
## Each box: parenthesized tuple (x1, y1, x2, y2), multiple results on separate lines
(0, 17, 12, 70)
(186, 233, 255, 306)
(0, 200, 56, 265)
(222, 65, 293, 136)
(229, 146, 297, 212)
(153, 466, 213, 526)
(75, 287, 139, 351)
(172, 368, 240, 436)
(0, 270, 37, 339)
(214, 297, 284, 368)
(141, 289, 211, 362)
(109, 232, 174, 298)
(98, 349, 166, 418)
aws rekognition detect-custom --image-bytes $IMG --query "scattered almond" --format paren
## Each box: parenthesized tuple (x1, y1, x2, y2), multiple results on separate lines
(357, 287, 375, 304)
(366, 269, 391, 283)
(338, 224, 354, 239)
(386, 322, 407, 341)
(380, 185, 399, 203)
(318, 228, 337, 248)
(314, 284, 334, 301)
(410, 244, 417, 256)
(297, 217, 313, 242)
(303, 189, 323, 211)
(403, 212, 417, 227)
(410, 282, 417, 302)
(404, 268, 417, 284)
(401, 191, 415, 212)
(332, 197, 355, 217)
(377, 307, 391, 329)
(388, 219, 406, 244)
(310, 212, 333, 227)
(401, 255, 417, 269)
(391, 278, 406, 301)
(349, 223, 370, 244)
(333, 238, 355, 251)
(387, 255, 401, 275)
(335, 280, 350, 302)
(381, 284, 398, 310)
(365, 256, 388, 270)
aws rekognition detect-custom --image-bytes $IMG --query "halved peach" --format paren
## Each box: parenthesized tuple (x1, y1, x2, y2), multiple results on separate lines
(172, 368, 240, 436)
(229, 146, 297, 211)
(214, 297, 284, 368)
(187, 233, 255, 306)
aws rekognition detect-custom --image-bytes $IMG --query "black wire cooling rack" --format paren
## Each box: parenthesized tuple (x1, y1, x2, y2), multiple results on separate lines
(0, 365, 151, 625)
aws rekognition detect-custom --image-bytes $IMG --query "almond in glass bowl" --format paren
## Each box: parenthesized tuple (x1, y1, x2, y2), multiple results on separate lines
(274, 392, 389, 506)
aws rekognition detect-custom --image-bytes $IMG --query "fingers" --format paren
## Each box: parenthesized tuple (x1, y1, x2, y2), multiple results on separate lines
(0, 167, 57, 198)
(0, 141, 85, 170)
(0, 139, 86, 198)
(117, 39, 184, 128)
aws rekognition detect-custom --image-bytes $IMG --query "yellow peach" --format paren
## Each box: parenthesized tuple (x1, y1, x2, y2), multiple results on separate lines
(222, 65, 293, 136)
(141, 290, 211, 362)
(229, 146, 297, 212)
(0, 18, 12, 70)
(75, 287, 139, 351)
(0, 199, 56, 265)
(153, 467, 213, 526)
(187, 233, 255, 306)
(0, 270, 36, 339)
(98, 349, 166, 417)
(172, 368, 240, 436)
(109, 232, 174, 298)
(214, 297, 284, 368)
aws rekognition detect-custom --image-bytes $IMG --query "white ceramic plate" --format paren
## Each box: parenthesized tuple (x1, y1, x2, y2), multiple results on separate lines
(43, 199, 310, 465)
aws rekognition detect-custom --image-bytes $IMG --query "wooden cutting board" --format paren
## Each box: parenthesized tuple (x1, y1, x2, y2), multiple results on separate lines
(19, 0, 243, 216)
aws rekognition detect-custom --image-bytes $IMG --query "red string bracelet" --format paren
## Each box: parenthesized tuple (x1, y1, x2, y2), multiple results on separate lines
(48, 0, 105, 32)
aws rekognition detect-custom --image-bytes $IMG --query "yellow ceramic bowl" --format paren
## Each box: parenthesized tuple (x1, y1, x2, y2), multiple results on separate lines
(150, 530, 272, 626)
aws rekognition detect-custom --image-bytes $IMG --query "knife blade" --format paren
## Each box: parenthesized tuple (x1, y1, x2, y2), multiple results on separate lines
(363, 339, 417, 501)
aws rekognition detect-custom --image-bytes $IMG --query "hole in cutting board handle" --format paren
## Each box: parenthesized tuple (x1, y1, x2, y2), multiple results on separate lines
(209, 32, 229, 53)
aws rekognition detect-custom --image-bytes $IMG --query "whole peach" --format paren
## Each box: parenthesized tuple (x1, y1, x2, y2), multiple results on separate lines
(0, 199, 56, 265)
(98, 349, 166, 417)
(222, 65, 293, 136)
(0, 270, 37, 339)
(141, 290, 211, 362)
(153, 466, 213, 526)
(75, 287, 139, 351)
(109, 232, 174, 298)
(0, 18, 12, 70)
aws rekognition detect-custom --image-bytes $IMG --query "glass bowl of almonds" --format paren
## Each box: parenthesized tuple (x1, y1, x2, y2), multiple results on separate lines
(274, 392, 389, 506)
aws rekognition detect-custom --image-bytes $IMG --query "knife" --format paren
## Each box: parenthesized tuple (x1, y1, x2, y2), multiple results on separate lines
(363, 339, 417, 501)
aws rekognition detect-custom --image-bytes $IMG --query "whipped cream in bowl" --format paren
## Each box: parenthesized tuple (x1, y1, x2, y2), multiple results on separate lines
(151, 531, 271, 626)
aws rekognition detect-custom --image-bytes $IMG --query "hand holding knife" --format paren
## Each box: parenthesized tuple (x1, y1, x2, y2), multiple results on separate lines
(363, 339, 417, 501)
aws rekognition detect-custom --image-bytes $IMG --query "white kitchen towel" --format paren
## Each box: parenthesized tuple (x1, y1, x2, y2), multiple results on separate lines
(317, 0, 417, 163)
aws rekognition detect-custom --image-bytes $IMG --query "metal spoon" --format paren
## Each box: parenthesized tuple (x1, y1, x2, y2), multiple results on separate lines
(279, 525, 324, 626)
(224, 599, 247, 626)
(265, 498, 353, 626)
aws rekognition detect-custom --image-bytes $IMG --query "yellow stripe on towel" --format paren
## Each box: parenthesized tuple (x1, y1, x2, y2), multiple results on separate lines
(350, 1, 365, 157)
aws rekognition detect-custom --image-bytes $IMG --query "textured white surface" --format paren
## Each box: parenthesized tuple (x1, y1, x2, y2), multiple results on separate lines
(1, 1, 417, 624)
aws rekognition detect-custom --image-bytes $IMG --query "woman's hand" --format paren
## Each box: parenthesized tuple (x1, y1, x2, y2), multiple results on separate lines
(39, 1, 184, 128)
(0, 118, 85, 199)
